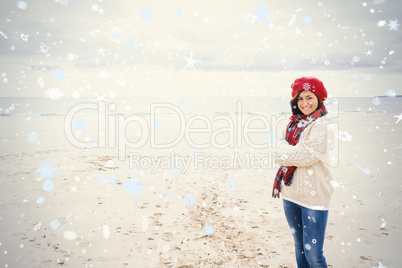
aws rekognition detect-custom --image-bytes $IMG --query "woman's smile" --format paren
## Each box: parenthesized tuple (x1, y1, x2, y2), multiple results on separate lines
(297, 90, 318, 115)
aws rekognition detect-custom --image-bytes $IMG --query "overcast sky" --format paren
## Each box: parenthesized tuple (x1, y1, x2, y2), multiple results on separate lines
(0, 0, 401, 98)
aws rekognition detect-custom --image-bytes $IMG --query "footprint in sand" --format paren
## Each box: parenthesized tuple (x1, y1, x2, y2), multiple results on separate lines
(359, 255, 373, 261)
(76, 238, 91, 247)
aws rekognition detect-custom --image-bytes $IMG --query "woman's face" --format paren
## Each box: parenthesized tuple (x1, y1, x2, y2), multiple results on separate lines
(297, 90, 318, 115)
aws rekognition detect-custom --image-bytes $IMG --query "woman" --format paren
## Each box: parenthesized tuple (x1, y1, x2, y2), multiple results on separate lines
(272, 77, 335, 268)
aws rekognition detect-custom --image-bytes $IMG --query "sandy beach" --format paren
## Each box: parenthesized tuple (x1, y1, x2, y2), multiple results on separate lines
(0, 97, 401, 268)
(1, 0, 402, 266)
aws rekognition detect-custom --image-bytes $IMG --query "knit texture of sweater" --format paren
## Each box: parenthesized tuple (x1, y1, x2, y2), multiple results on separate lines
(274, 117, 337, 210)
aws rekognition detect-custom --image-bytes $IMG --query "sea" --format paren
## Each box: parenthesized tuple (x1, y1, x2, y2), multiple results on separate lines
(0, 96, 401, 117)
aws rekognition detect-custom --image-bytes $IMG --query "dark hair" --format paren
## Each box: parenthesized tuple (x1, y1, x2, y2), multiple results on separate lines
(290, 91, 323, 115)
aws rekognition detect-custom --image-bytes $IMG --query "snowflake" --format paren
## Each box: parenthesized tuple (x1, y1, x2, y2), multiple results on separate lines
(105, 160, 114, 168)
(97, 47, 106, 56)
(121, 175, 143, 198)
(36, 162, 59, 180)
(37, 77, 44, 87)
(141, 215, 149, 232)
(183, 52, 199, 70)
(50, 219, 60, 230)
(109, 91, 117, 100)
(96, 175, 117, 184)
(63, 230, 77, 240)
(395, 113, 402, 124)
(97, 6, 105, 15)
(27, 132, 39, 143)
(273, 188, 279, 197)
(43, 180, 54, 191)
(178, 97, 186, 106)
(297, 117, 314, 128)
(98, 70, 111, 79)
(307, 116, 315, 124)
(387, 20, 400, 31)
(59, 0, 69, 6)
(205, 225, 214, 236)
(172, 169, 179, 179)
(250, 1, 274, 25)
(184, 193, 195, 206)
(380, 218, 386, 228)
(53, 68, 66, 80)
(45, 88, 63, 100)
(36, 196, 45, 204)
(226, 177, 237, 188)
(39, 43, 49, 53)
(303, 83, 311, 90)
(163, 244, 170, 252)
(17, 1, 28, 9)
(372, 97, 381, 106)
(20, 33, 29, 42)
(67, 53, 76, 61)
(366, 40, 375, 47)
(103, 224, 110, 240)
(72, 90, 80, 99)
(0, 30, 8, 39)
(33, 222, 41, 232)
(91, 4, 99, 11)
(96, 175, 108, 183)
(386, 89, 396, 97)
(373, 262, 387, 268)
(377, 20, 386, 27)
(113, 28, 121, 38)
(335, 131, 353, 142)
(362, 168, 371, 175)
(140, 7, 153, 25)
(126, 36, 137, 48)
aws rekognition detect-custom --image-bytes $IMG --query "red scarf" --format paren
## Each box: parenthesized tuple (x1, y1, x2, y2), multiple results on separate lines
(272, 105, 328, 198)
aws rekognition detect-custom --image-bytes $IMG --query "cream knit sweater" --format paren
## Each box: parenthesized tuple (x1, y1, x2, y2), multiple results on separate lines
(273, 116, 337, 210)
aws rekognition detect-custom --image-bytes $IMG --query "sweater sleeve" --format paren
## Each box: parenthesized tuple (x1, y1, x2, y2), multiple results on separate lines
(273, 121, 334, 167)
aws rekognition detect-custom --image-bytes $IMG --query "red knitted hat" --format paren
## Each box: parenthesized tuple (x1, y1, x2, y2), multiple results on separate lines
(291, 77, 327, 102)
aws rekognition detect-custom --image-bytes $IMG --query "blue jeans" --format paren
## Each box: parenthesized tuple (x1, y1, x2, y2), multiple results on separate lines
(283, 199, 328, 268)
